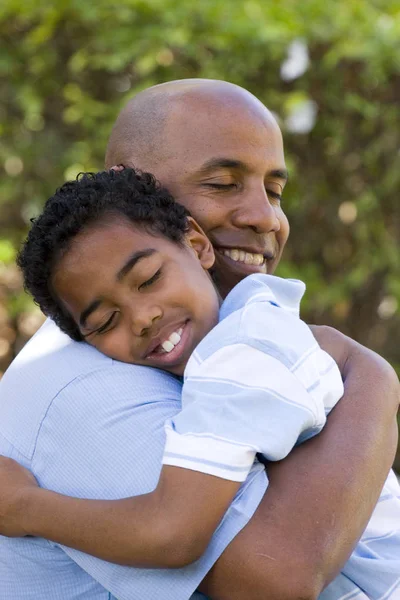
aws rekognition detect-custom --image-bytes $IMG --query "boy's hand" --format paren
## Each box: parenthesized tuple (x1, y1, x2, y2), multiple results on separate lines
(0, 456, 38, 537)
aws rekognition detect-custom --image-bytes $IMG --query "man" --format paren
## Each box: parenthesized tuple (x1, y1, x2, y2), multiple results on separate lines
(0, 79, 398, 600)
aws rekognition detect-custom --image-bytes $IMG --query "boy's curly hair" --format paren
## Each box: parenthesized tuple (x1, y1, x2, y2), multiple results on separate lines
(17, 168, 190, 341)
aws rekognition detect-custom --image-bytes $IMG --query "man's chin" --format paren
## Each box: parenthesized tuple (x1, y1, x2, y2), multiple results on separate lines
(211, 268, 247, 300)
(212, 254, 278, 298)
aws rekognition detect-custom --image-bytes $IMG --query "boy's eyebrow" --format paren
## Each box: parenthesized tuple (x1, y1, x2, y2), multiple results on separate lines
(116, 248, 156, 281)
(80, 299, 102, 330)
(79, 248, 156, 329)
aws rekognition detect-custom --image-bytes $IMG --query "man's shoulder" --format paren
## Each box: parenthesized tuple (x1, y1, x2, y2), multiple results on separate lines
(0, 319, 113, 407)
(16, 317, 111, 370)
(0, 319, 181, 462)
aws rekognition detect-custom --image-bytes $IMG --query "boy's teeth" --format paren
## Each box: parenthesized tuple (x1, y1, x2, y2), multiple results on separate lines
(221, 248, 265, 266)
(169, 332, 181, 345)
(160, 328, 183, 353)
(161, 340, 175, 352)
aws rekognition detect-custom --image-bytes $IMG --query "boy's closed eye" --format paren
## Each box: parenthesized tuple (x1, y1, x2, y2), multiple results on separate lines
(139, 267, 162, 290)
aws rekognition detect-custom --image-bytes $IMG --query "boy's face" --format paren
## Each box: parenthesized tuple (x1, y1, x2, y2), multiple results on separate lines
(52, 217, 220, 376)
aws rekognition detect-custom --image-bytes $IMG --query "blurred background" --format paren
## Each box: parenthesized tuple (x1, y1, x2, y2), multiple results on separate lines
(0, 0, 399, 472)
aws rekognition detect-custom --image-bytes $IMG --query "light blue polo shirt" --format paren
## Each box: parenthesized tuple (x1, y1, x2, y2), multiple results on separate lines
(0, 317, 267, 599)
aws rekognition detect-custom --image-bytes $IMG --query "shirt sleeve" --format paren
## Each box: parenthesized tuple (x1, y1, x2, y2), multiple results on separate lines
(32, 361, 266, 600)
(163, 301, 343, 482)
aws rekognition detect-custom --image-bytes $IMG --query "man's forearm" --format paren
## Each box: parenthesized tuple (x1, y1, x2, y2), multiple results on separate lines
(271, 338, 399, 586)
(201, 331, 399, 600)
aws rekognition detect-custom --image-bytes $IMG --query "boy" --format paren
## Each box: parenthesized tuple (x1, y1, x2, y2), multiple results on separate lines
(5, 168, 400, 599)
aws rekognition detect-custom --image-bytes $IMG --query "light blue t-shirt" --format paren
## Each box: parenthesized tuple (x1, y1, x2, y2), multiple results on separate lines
(0, 316, 266, 599)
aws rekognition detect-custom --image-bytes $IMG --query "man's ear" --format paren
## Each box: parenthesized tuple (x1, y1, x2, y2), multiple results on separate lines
(184, 217, 215, 270)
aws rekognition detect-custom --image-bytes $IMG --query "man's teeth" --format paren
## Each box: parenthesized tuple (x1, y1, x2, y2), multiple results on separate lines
(221, 249, 265, 266)
(161, 328, 183, 353)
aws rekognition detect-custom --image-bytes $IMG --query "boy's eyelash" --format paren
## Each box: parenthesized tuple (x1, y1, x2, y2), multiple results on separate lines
(96, 313, 117, 335)
(88, 269, 162, 337)
(139, 268, 162, 290)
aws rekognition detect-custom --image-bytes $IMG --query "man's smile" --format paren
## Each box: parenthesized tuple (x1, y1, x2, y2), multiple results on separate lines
(215, 246, 276, 275)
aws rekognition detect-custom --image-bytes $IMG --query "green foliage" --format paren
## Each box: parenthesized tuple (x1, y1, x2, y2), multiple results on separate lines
(0, 0, 399, 469)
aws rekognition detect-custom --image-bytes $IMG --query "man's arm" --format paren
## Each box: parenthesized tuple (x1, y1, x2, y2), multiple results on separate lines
(199, 327, 399, 600)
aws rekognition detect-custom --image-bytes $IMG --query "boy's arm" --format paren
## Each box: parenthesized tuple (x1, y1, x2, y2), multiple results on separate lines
(0, 461, 239, 568)
(199, 328, 400, 600)
(0, 316, 340, 568)
(0, 327, 398, 586)
(2, 327, 321, 568)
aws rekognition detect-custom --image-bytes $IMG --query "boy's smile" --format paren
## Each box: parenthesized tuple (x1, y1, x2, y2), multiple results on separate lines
(143, 320, 192, 368)
(52, 216, 219, 375)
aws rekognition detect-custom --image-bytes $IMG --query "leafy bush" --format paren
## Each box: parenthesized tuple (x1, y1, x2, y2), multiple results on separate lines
(1, 0, 399, 469)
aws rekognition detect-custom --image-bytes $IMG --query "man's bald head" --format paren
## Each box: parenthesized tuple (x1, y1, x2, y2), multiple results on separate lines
(105, 79, 277, 170)
(104, 79, 288, 298)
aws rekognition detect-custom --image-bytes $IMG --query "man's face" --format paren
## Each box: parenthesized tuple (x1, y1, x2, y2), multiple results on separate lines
(52, 218, 220, 375)
(130, 95, 290, 298)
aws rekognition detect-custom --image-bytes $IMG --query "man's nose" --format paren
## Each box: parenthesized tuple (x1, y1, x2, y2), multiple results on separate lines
(233, 188, 281, 234)
(130, 304, 162, 337)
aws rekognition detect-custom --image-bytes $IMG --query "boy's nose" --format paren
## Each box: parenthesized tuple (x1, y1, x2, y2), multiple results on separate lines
(130, 305, 162, 337)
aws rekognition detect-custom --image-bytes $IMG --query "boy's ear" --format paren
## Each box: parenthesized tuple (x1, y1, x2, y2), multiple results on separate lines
(185, 217, 215, 270)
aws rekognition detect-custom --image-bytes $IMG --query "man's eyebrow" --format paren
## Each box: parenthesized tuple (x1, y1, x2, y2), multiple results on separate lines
(197, 158, 289, 182)
(79, 248, 156, 330)
(269, 168, 289, 182)
(197, 158, 247, 174)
